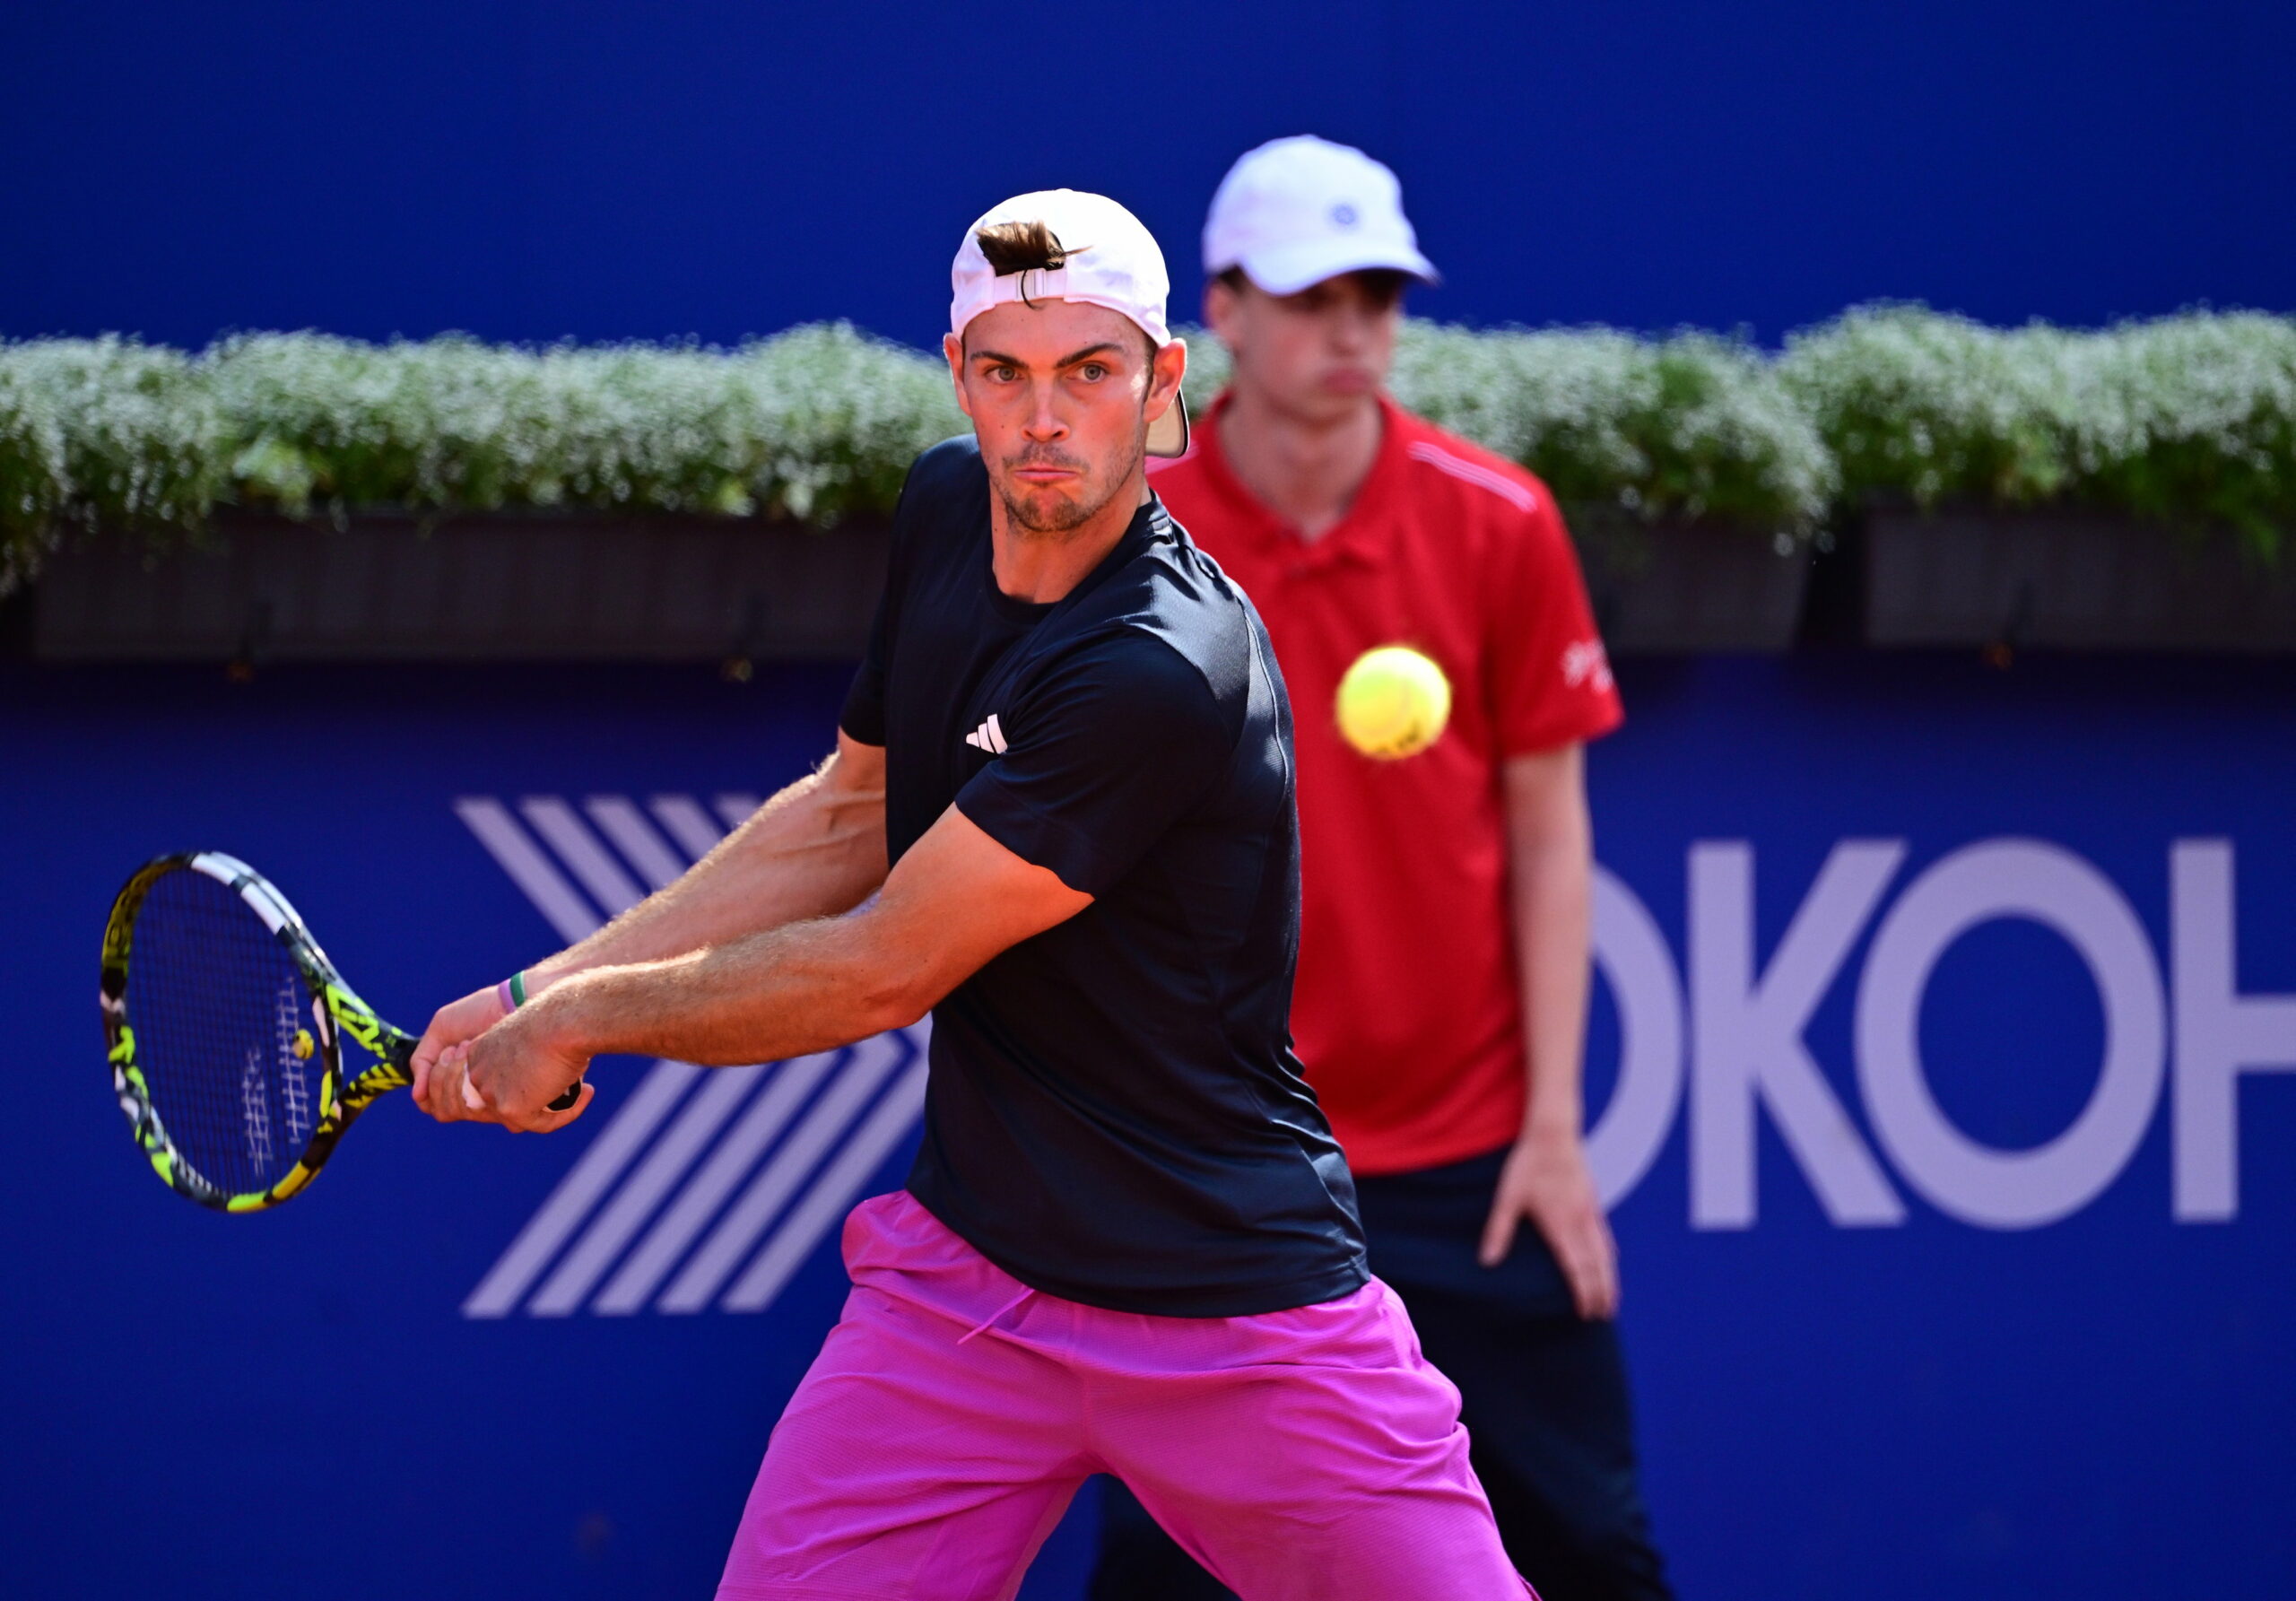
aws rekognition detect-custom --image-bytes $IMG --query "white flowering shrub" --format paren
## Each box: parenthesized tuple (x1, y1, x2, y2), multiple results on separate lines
(1184, 321, 1832, 529)
(4, 309, 2292, 594)
(1780, 305, 2296, 553)
(0, 337, 227, 592)
(205, 324, 964, 523)
(2048, 312, 2296, 551)
(0, 351, 70, 594)
(1389, 323, 1836, 529)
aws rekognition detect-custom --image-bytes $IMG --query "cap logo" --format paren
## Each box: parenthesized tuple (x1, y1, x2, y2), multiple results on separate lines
(1329, 202, 1360, 228)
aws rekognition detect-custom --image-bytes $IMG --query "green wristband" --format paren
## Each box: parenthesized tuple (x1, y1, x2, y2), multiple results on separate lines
(509, 969, 529, 1008)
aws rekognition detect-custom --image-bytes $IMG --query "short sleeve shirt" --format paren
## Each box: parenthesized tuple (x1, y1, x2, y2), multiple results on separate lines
(839, 437, 1367, 1317)
(1149, 395, 1623, 1174)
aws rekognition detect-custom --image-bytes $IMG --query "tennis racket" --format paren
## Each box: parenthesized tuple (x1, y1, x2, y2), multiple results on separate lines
(102, 851, 582, 1212)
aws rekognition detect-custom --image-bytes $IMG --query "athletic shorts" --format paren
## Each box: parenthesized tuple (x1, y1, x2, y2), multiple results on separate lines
(716, 1188, 1531, 1601)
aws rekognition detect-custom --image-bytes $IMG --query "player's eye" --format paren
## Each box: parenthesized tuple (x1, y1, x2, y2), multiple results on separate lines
(1077, 362, 1109, 382)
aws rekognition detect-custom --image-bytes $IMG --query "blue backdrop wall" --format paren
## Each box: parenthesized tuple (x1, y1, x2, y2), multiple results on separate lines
(4, 652, 2292, 1599)
(5, 1, 2294, 350)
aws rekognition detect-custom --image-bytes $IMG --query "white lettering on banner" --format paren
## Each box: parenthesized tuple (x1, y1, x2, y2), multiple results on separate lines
(2172, 840, 2296, 1222)
(1855, 840, 2165, 1229)
(465, 802, 2291, 1318)
(1586, 867, 1684, 1209)
(1688, 841, 1908, 1229)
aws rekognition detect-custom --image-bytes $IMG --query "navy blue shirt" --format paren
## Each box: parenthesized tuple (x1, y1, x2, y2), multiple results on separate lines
(839, 438, 1367, 1317)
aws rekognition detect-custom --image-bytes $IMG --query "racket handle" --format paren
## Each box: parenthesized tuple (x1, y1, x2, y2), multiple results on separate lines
(546, 1079, 585, 1112)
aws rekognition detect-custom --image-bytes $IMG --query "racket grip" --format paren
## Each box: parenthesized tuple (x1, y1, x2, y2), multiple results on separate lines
(546, 1079, 585, 1112)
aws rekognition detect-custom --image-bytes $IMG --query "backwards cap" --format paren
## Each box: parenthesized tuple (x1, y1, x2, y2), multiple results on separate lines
(951, 188, 1187, 457)
(1205, 135, 1439, 295)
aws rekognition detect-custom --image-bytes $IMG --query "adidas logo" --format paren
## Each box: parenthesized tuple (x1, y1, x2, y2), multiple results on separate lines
(964, 713, 1009, 755)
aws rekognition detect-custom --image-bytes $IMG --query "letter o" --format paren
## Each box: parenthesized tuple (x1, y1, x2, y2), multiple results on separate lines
(1855, 840, 2164, 1228)
(1587, 867, 1684, 1210)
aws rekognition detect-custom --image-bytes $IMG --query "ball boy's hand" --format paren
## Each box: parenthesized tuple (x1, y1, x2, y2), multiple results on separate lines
(1478, 1126, 1620, 1319)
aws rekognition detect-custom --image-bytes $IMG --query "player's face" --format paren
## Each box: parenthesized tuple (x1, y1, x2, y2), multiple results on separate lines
(944, 300, 1183, 538)
(1205, 271, 1402, 425)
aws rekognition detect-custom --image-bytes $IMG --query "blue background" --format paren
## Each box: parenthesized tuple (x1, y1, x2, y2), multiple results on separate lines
(5, 0, 2294, 350)
(7, 3, 2295, 1591)
(4, 652, 2292, 1599)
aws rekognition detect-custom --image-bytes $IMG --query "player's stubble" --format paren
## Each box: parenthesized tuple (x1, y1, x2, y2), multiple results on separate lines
(990, 418, 1146, 539)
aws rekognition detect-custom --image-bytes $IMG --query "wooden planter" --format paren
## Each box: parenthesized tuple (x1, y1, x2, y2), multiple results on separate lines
(22, 507, 1811, 664)
(27, 509, 889, 665)
(1861, 509, 2296, 651)
(1572, 517, 1813, 654)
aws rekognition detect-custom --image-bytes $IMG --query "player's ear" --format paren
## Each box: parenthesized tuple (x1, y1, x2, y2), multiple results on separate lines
(942, 332, 974, 421)
(1148, 338, 1187, 414)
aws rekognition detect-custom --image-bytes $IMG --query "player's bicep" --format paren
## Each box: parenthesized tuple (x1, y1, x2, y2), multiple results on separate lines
(865, 803, 1093, 1010)
(826, 729, 887, 805)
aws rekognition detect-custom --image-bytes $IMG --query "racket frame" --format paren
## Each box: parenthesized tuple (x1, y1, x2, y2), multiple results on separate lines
(102, 852, 418, 1213)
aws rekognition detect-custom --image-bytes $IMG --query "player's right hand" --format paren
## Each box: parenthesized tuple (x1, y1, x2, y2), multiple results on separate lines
(410, 984, 511, 1116)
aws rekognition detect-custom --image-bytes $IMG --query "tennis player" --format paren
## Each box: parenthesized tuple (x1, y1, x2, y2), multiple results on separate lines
(410, 188, 1529, 1600)
(1093, 138, 1673, 1601)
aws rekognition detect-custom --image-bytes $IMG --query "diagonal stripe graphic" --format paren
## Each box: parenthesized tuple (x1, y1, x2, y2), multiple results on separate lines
(520, 797, 646, 913)
(724, 1059, 930, 1312)
(526, 1062, 770, 1318)
(648, 795, 726, 862)
(460, 794, 935, 1320)
(456, 797, 604, 942)
(461, 1059, 705, 1318)
(713, 793, 763, 831)
(659, 1031, 909, 1314)
(584, 796, 691, 890)
(594, 1048, 843, 1315)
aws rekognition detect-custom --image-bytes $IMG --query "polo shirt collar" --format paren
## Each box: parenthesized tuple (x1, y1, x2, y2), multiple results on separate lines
(1192, 390, 1412, 570)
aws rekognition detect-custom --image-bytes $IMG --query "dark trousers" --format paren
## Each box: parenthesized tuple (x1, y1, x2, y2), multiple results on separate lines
(1090, 1147, 1674, 1601)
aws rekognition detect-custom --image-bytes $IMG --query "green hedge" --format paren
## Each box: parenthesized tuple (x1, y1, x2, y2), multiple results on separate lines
(1780, 306, 2296, 552)
(4, 307, 2293, 595)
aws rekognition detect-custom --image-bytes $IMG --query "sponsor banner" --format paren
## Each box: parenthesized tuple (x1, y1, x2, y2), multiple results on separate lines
(4, 655, 2292, 1600)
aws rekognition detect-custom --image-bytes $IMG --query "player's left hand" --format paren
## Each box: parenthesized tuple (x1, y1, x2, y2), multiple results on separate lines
(1478, 1126, 1619, 1319)
(421, 1005, 595, 1134)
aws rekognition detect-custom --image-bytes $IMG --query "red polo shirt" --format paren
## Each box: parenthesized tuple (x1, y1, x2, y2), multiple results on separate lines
(1150, 394, 1622, 1175)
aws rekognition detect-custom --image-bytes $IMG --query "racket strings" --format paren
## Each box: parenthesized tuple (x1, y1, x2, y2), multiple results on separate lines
(128, 869, 326, 1196)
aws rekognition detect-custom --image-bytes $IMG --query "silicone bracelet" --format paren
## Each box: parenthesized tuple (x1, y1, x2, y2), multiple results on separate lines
(509, 969, 529, 1008)
(496, 978, 515, 1014)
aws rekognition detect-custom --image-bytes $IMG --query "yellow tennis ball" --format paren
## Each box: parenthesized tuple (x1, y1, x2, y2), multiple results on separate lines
(1335, 645, 1452, 760)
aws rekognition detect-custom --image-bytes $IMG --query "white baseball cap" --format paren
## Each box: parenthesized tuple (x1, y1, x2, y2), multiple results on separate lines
(950, 188, 1187, 457)
(1204, 135, 1439, 295)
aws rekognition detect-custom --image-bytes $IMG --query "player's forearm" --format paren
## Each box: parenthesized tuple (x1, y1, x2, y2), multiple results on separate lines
(538, 909, 929, 1068)
(527, 753, 886, 992)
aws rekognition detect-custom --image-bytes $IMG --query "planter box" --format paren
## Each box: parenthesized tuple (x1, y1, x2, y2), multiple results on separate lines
(1863, 509, 2296, 651)
(1573, 518, 1813, 654)
(23, 507, 1810, 663)
(29, 509, 889, 664)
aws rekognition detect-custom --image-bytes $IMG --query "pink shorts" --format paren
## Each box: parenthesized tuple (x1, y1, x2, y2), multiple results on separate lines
(717, 1190, 1531, 1601)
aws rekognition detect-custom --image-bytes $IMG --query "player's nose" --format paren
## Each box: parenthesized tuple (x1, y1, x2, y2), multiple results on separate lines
(1022, 381, 1067, 439)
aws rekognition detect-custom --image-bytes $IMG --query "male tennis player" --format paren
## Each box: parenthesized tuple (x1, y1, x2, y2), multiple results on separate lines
(1092, 138, 1673, 1601)
(410, 188, 1528, 1599)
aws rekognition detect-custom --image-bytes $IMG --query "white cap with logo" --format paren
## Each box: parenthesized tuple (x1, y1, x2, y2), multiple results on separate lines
(1204, 135, 1439, 295)
(950, 187, 1187, 457)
